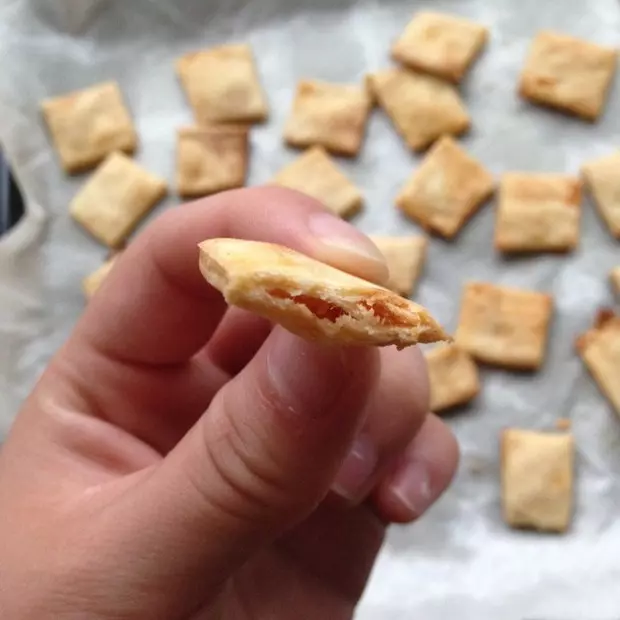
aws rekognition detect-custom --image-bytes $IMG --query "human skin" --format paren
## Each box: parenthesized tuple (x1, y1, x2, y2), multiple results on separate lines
(0, 187, 458, 619)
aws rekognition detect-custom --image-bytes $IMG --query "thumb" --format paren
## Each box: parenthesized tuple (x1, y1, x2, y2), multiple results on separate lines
(130, 327, 379, 596)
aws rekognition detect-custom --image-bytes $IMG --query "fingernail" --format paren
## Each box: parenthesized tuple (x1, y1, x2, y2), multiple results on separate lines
(332, 434, 378, 502)
(267, 330, 354, 418)
(307, 212, 386, 265)
(389, 460, 436, 519)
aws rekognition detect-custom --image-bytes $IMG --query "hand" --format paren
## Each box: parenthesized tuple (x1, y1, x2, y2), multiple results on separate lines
(0, 188, 458, 619)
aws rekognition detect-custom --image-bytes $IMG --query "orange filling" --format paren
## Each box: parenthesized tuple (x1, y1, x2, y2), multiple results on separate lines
(358, 300, 411, 327)
(268, 289, 411, 327)
(268, 289, 345, 322)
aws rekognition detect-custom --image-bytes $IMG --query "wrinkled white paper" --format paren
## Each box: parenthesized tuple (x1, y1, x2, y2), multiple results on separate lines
(2, 0, 620, 617)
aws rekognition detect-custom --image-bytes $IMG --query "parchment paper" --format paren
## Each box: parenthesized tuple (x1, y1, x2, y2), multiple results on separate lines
(2, 0, 620, 617)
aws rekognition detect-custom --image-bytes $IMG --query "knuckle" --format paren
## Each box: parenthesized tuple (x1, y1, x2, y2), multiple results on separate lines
(186, 390, 313, 527)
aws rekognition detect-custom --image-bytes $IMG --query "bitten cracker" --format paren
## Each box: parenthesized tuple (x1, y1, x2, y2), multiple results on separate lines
(176, 125, 248, 198)
(283, 80, 371, 157)
(582, 151, 620, 238)
(501, 428, 574, 533)
(370, 235, 427, 297)
(271, 147, 362, 218)
(176, 43, 268, 124)
(455, 282, 553, 370)
(519, 31, 617, 121)
(41, 81, 137, 174)
(495, 173, 582, 253)
(198, 238, 449, 348)
(368, 68, 470, 151)
(396, 136, 494, 238)
(577, 310, 620, 416)
(83, 255, 119, 299)
(391, 12, 488, 83)
(70, 152, 167, 247)
(425, 344, 480, 412)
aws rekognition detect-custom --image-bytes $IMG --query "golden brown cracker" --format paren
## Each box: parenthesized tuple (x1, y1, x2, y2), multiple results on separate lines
(367, 68, 470, 152)
(284, 80, 371, 157)
(176, 125, 248, 198)
(198, 238, 449, 348)
(519, 31, 617, 121)
(501, 428, 574, 533)
(271, 147, 362, 218)
(396, 136, 494, 238)
(370, 235, 427, 297)
(495, 173, 582, 253)
(392, 11, 488, 83)
(70, 152, 167, 248)
(455, 282, 553, 370)
(425, 344, 480, 412)
(41, 81, 137, 174)
(176, 43, 268, 124)
(577, 309, 620, 416)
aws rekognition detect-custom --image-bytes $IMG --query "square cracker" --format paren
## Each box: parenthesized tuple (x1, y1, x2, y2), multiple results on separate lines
(392, 12, 488, 83)
(271, 146, 362, 218)
(396, 136, 494, 239)
(495, 173, 582, 253)
(283, 80, 371, 157)
(501, 428, 574, 533)
(176, 44, 268, 124)
(176, 125, 248, 198)
(455, 282, 553, 370)
(519, 31, 617, 121)
(370, 235, 427, 297)
(41, 81, 137, 174)
(610, 267, 620, 295)
(198, 238, 449, 349)
(368, 68, 470, 152)
(577, 310, 620, 416)
(70, 152, 167, 248)
(582, 151, 620, 238)
(425, 344, 480, 413)
(83, 255, 119, 299)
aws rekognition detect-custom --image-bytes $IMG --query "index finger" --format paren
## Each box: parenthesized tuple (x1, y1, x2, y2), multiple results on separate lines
(70, 187, 388, 366)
